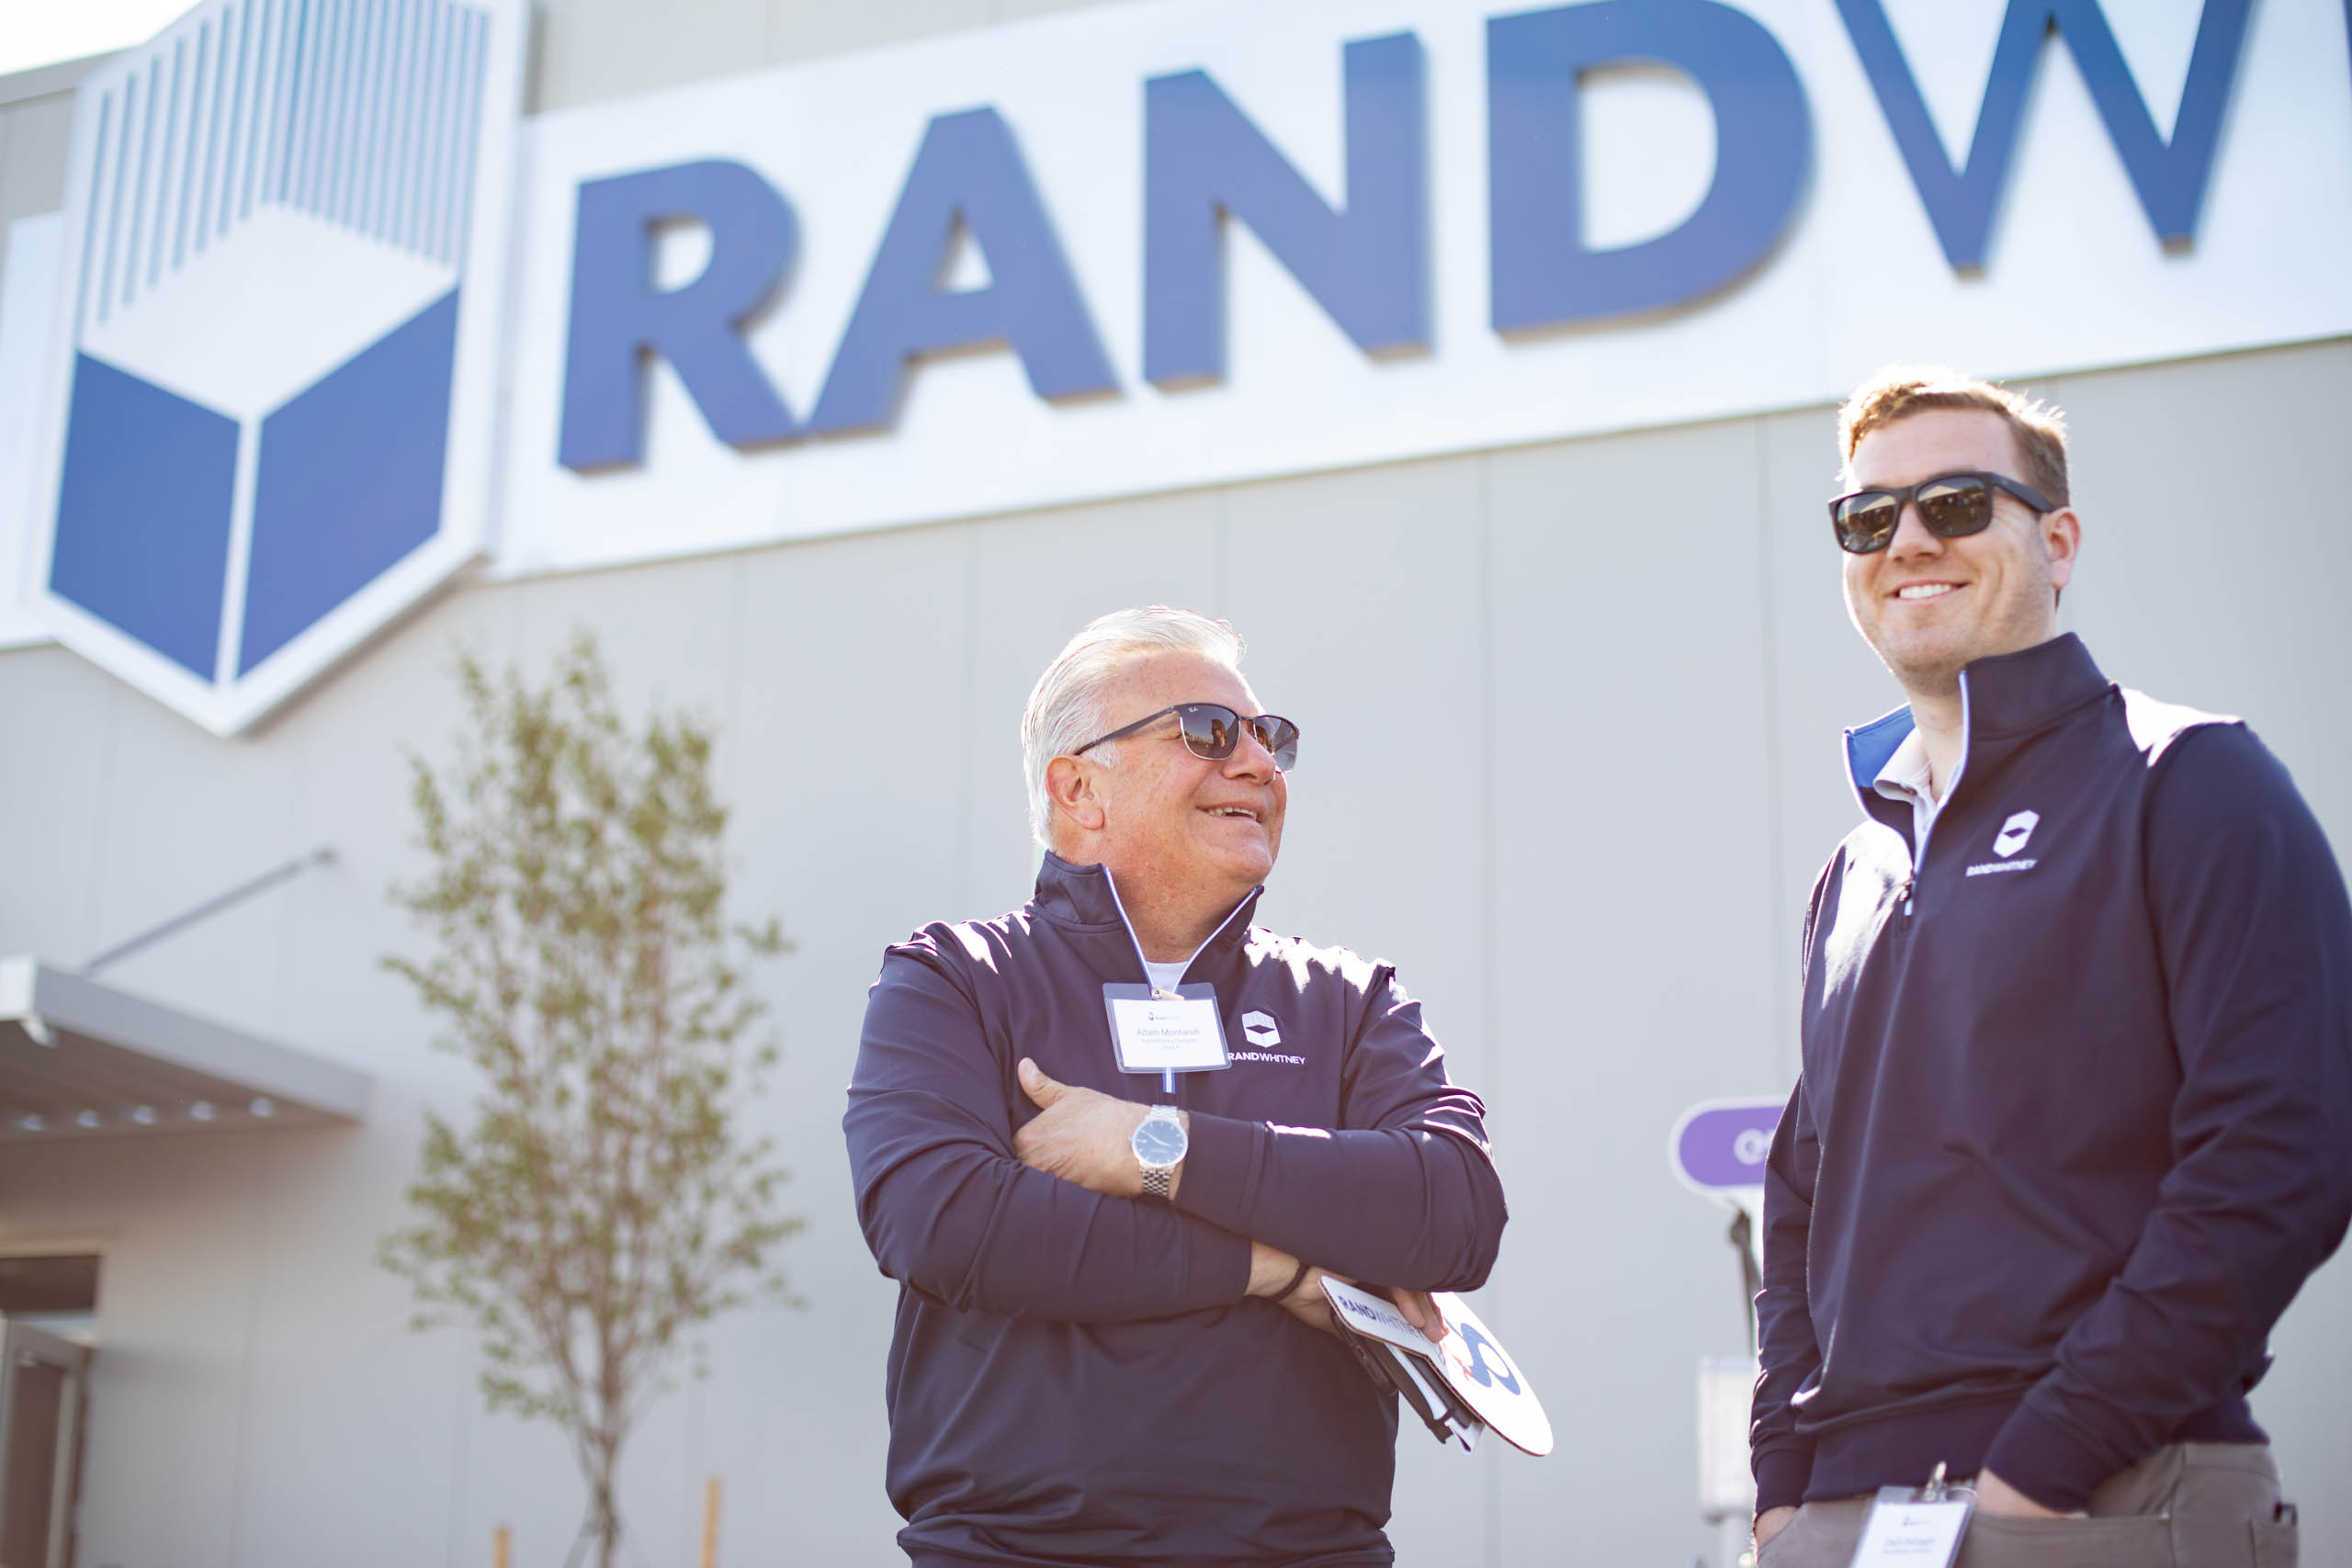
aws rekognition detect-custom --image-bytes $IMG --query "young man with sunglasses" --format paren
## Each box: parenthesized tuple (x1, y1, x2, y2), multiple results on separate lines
(1748, 369, 2352, 1566)
(844, 605, 1505, 1567)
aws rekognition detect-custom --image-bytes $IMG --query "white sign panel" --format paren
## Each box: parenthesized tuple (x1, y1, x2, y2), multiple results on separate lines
(493, 0, 2351, 579)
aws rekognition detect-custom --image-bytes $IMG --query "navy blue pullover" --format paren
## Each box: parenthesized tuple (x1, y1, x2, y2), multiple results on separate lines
(844, 854, 1506, 1567)
(1753, 635, 2352, 1514)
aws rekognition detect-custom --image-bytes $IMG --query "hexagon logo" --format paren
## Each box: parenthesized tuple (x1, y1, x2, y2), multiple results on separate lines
(1993, 809, 2041, 858)
(23, 0, 524, 734)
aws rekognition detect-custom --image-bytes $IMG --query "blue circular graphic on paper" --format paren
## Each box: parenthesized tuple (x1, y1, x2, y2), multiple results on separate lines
(1457, 1323, 1520, 1393)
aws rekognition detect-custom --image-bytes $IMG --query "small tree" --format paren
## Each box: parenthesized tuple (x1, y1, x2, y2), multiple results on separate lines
(381, 634, 798, 1568)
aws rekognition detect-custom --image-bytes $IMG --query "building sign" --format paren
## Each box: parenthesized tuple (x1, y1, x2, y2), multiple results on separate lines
(11, 0, 2349, 731)
(21, 0, 523, 734)
(495, 0, 2342, 581)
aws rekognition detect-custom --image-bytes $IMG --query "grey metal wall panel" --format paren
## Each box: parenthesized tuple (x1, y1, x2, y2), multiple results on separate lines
(0, 646, 121, 962)
(1483, 417, 1784, 1568)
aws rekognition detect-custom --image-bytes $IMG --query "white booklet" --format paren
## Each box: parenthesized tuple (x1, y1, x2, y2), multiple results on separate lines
(1321, 1278, 1554, 1458)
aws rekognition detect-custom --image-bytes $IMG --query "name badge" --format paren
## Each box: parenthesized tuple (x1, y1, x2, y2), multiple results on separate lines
(1848, 1477, 1972, 1568)
(1102, 983, 1230, 1075)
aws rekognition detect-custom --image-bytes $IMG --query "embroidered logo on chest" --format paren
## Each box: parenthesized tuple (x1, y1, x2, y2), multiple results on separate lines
(1968, 809, 2041, 876)
(1233, 1009, 1305, 1065)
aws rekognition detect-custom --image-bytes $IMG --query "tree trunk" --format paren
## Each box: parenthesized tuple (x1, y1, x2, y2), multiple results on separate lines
(592, 1433, 621, 1568)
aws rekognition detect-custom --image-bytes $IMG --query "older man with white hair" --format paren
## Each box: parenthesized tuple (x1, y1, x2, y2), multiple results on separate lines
(844, 605, 1507, 1568)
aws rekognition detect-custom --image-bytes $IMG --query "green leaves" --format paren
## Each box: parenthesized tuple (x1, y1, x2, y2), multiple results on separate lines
(379, 632, 798, 1567)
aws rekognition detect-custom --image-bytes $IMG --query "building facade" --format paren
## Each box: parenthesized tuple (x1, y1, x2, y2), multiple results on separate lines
(1, 0, 2347, 1563)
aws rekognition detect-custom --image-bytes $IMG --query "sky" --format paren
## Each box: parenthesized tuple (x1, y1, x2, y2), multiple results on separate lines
(0, 0, 198, 79)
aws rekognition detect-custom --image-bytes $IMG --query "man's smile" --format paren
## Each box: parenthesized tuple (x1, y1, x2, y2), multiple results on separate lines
(1894, 581, 1962, 602)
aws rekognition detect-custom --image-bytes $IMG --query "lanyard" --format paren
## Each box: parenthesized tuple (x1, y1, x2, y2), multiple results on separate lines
(1100, 874, 1250, 1091)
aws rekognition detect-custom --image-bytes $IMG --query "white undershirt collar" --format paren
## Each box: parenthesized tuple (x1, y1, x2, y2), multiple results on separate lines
(1871, 727, 1942, 846)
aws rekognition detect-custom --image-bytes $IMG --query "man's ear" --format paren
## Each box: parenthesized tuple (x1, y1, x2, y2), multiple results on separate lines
(1046, 754, 1108, 835)
(2042, 505, 2082, 598)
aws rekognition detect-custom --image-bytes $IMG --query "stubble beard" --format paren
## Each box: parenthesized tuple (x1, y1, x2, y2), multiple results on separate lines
(1878, 639, 1967, 705)
(1869, 569, 2058, 707)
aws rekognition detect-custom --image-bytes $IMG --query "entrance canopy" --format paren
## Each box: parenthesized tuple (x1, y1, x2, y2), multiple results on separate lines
(0, 957, 368, 1142)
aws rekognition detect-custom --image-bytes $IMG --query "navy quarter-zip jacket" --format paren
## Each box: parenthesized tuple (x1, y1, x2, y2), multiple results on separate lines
(1752, 635, 2352, 1514)
(844, 854, 1506, 1567)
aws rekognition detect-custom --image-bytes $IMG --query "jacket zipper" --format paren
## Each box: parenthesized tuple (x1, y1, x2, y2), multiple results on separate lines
(1101, 871, 1256, 1092)
(1903, 670, 1974, 918)
(1101, 873, 1252, 993)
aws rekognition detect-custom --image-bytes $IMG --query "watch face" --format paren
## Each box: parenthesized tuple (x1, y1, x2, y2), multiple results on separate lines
(1132, 1114, 1187, 1165)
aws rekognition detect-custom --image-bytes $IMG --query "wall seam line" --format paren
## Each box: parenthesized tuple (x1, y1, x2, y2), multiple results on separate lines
(1755, 417, 1792, 1087)
(1476, 449, 1502, 1568)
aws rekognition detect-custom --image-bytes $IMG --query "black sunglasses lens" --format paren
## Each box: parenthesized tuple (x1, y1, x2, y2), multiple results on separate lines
(1177, 705, 1241, 759)
(1252, 716, 1300, 772)
(1174, 705, 1298, 770)
(1834, 495, 1901, 554)
(1916, 477, 1994, 538)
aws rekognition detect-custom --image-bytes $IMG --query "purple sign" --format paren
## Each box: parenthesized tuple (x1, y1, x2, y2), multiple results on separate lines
(1669, 1099, 1785, 1192)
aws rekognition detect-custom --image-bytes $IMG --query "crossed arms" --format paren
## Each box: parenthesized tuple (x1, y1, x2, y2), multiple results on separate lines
(842, 947, 1507, 1332)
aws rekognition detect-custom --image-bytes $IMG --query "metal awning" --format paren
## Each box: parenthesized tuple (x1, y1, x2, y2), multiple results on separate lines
(0, 956, 369, 1142)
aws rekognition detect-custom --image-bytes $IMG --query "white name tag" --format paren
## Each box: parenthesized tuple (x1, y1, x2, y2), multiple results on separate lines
(1849, 1488, 1971, 1568)
(1102, 983, 1230, 1074)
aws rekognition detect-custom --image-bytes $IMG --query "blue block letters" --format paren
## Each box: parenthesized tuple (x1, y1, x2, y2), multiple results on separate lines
(1487, 0, 1811, 334)
(1835, 0, 2255, 272)
(559, 159, 799, 469)
(809, 108, 1114, 435)
(1144, 32, 1429, 388)
(544, 4, 2263, 459)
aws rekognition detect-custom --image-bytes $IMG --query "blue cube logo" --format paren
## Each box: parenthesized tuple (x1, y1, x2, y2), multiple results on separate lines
(28, 0, 521, 735)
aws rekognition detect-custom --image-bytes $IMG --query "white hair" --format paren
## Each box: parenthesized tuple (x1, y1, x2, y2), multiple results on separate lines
(1020, 606, 1246, 848)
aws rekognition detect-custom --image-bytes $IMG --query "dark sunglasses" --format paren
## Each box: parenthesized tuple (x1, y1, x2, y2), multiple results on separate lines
(1828, 469, 2055, 555)
(1072, 703, 1301, 772)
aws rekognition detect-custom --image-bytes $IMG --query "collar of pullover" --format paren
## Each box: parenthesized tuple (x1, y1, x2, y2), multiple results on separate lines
(1032, 852, 1264, 965)
(1844, 633, 2113, 806)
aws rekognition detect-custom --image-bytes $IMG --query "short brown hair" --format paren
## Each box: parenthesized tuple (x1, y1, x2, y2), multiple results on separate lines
(1838, 366, 2070, 507)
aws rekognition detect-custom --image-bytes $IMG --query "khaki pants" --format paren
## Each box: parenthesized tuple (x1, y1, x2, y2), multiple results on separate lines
(1757, 1444, 2299, 1568)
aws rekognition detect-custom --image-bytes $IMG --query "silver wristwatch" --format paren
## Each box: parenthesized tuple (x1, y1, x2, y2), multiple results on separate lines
(1131, 1105, 1189, 1201)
